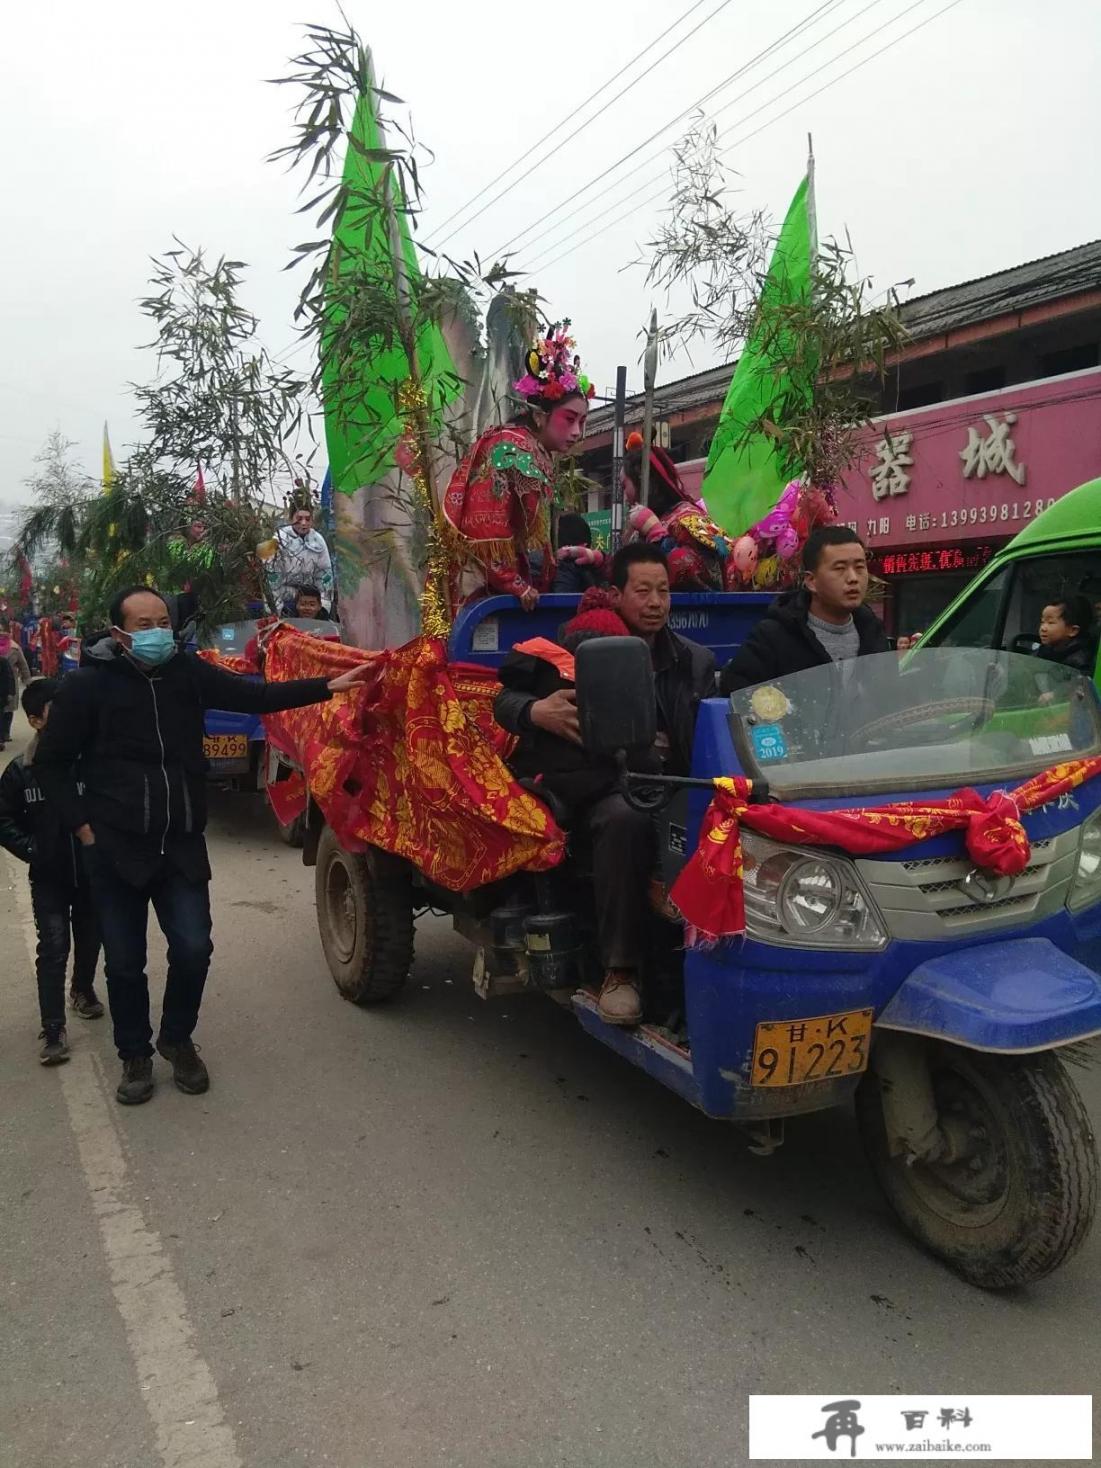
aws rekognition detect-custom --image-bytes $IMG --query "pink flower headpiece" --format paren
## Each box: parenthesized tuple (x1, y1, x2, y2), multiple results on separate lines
(513, 320, 596, 404)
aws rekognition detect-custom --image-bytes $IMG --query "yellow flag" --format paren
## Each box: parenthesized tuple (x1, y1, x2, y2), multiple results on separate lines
(102, 422, 116, 493)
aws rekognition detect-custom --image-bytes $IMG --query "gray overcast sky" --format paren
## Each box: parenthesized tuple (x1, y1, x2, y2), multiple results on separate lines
(2, 0, 1097, 507)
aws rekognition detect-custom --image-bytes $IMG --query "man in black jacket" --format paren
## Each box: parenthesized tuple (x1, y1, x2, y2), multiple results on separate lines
(719, 526, 889, 694)
(495, 544, 715, 1027)
(34, 586, 371, 1105)
(0, 677, 104, 1065)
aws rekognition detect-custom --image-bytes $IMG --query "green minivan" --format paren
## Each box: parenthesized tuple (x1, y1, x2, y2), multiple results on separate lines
(922, 476, 1101, 686)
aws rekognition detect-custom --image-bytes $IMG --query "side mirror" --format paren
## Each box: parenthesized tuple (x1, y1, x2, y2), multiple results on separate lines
(575, 636, 656, 757)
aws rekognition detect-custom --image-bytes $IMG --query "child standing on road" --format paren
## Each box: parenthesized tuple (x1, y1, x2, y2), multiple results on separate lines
(0, 678, 104, 1064)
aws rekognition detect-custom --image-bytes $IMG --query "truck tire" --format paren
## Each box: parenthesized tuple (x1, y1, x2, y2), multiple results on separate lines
(857, 1041, 1098, 1289)
(314, 826, 414, 1004)
(264, 745, 305, 847)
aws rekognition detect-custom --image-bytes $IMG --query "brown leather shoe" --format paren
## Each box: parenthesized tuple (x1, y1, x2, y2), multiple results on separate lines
(597, 970, 642, 1026)
(648, 876, 682, 922)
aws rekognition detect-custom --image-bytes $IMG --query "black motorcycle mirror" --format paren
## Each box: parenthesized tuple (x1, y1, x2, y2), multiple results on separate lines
(574, 636, 656, 757)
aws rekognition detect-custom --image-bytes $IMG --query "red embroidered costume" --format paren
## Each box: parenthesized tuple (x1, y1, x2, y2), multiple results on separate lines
(442, 425, 555, 605)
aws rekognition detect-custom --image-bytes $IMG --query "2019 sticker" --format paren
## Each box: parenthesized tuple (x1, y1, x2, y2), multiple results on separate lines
(751, 724, 789, 762)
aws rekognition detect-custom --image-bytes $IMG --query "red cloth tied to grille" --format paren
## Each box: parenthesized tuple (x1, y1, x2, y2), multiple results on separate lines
(214, 625, 564, 891)
(670, 757, 1101, 942)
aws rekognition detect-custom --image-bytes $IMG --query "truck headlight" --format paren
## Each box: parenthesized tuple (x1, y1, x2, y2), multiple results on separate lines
(1068, 810, 1101, 913)
(742, 832, 887, 949)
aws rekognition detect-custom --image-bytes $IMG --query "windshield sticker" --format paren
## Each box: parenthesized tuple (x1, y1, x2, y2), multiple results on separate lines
(751, 724, 789, 763)
(749, 685, 792, 722)
(1029, 733, 1073, 756)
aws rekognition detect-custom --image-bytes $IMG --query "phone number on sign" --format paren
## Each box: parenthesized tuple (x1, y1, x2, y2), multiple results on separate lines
(934, 498, 1058, 529)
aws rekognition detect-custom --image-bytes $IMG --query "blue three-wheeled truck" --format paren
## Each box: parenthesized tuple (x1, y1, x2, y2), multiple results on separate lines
(295, 574, 1101, 1291)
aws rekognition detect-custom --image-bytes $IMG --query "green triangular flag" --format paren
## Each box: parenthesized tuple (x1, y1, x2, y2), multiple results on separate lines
(701, 172, 815, 538)
(323, 73, 459, 498)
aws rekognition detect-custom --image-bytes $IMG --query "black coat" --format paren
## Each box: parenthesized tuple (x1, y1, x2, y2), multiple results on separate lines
(0, 745, 86, 887)
(719, 588, 890, 695)
(1035, 636, 1097, 676)
(495, 626, 716, 782)
(551, 557, 605, 595)
(495, 649, 626, 811)
(33, 637, 333, 884)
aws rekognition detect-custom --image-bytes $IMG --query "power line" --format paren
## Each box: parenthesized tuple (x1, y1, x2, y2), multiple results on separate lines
(428, 0, 739, 254)
(487, 0, 848, 260)
(515, 0, 895, 273)
(530, 0, 966, 278)
(423, 0, 717, 246)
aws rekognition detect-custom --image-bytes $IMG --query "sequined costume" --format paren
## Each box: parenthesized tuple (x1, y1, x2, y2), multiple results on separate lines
(442, 425, 555, 605)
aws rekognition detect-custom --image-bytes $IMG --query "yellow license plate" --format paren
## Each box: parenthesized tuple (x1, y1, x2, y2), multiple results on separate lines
(750, 1008, 873, 1087)
(203, 734, 249, 761)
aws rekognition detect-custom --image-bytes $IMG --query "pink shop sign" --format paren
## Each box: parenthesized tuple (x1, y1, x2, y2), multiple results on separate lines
(835, 367, 1101, 546)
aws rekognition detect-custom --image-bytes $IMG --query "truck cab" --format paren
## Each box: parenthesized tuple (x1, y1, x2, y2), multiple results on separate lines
(921, 476, 1101, 685)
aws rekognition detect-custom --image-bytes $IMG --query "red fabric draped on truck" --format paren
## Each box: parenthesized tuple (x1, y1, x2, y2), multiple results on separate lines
(230, 625, 564, 891)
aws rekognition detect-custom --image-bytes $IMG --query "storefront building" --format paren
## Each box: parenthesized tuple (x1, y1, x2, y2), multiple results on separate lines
(835, 366, 1101, 634)
(575, 239, 1101, 623)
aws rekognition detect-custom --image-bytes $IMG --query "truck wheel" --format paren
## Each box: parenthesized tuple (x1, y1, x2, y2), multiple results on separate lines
(856, 1042, 1098, 1289)
(314, 826, 414, 1005)
(275, 809, 306, 847)
(264, 745, 305, 847)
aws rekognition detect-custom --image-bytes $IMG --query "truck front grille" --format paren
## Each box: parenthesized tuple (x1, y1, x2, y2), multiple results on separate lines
(856, 832, 1079, 940)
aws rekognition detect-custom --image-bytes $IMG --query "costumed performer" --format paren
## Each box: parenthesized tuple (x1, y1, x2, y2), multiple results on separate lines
(442, 322, 594, 610)
(622, 435, 731, 592)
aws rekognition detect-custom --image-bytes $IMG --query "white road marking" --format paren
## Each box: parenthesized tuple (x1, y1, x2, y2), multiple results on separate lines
(11, 869, 243, 1468)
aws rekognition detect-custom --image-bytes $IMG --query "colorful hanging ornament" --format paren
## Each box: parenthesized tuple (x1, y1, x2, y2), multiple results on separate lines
(512, 320, 596, 403)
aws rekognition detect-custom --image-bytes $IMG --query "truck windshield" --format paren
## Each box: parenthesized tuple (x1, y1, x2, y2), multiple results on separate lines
(729, 649, 1101, 799)
(210, 619, 341, 654)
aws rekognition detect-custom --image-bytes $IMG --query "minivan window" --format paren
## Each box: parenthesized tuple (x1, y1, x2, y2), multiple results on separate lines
(936, 564, 1012, 648)
(999, 551, 1101, 650)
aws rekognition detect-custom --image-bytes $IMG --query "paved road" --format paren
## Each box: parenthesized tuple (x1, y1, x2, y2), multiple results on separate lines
(2, 707, 1098, 1467)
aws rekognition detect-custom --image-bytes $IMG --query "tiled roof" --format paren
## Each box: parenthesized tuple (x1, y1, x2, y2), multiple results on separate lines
(584, 239, 1101, 435)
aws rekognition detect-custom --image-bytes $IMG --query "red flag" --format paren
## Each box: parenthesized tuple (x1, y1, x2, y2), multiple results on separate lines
(15, 547, 32, 603)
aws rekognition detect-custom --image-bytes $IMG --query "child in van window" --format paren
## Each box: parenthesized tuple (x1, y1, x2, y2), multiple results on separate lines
(1037, 595, 1096, 672)
(1035, 594, 1096, 704)
(0, 678, 104, 1064)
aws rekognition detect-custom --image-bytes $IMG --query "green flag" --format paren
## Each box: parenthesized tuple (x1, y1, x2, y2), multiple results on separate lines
(700, 172, 815, 538)
(323, 74, 458, 498)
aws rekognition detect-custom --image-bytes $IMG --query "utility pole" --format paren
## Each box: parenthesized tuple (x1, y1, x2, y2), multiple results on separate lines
(638, 308, 659, 508)
(609, 364, 627, 552)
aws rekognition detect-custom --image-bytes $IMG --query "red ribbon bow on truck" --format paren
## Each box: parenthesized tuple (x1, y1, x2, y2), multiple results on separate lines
(670, 758, 1101, 942)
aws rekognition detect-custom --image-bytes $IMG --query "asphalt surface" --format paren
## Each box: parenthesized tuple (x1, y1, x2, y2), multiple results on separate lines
(1, 705, 1098, 1468)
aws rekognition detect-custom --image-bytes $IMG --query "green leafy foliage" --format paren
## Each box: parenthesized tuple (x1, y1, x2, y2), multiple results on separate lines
(643, 117, 909, 485)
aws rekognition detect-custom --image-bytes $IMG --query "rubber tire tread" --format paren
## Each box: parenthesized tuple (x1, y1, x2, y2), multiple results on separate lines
(856, 1044, 1098, 1289)
(315, 827, 414, 1005)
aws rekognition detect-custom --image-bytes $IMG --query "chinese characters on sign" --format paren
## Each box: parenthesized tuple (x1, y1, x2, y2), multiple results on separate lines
(871, 545, 997, 577)
(861, 411, 1044, 547)
(870, 431, 913, 500)
(959, 413, 1027, 485)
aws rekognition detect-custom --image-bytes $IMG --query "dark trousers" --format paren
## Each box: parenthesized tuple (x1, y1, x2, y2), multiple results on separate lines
(30, 876, 101, 1029)
(0, 710, 12, 742)
(586, 793, 655, 970)
(83, 848, 214, 1061)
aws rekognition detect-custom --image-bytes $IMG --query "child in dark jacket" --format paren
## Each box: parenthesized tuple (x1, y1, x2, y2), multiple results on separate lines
(552, 512, 607, 595)
(0, 678, 104, 1064)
